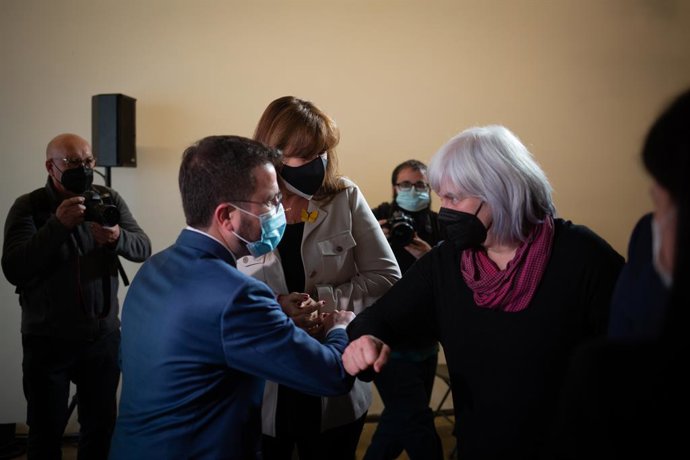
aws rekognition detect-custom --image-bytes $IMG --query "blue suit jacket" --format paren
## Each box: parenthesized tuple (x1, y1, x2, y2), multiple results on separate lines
(110, 229, 352, 460)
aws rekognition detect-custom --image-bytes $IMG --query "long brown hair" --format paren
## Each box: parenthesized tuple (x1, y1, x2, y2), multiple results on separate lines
(254, 96, 346, 201)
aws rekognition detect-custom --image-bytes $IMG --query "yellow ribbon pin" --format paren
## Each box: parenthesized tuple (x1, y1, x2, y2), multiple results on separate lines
(301, 209, 318, 223)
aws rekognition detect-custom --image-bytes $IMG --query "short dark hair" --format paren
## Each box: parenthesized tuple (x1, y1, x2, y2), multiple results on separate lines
(179, 135, 281, 228)
(642, 89, 690, 201)
(643, 89, 690, 342)
(391, 159, 428, 186)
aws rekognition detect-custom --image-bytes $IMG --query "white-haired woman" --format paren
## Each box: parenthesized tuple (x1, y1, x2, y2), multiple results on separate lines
(346, 125, 624, 459)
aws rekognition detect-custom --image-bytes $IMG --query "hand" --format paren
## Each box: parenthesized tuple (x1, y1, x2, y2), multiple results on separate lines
(404, 234, 432, 259)
(56, 196, 86, 229)
(90, 223, 121, 247)
(378, 218, 390, 239)
(321, 309, 355, 331)
(278, 293, 323, 333)
(307, 310, 354, 341)
(342, 335, 390, 376)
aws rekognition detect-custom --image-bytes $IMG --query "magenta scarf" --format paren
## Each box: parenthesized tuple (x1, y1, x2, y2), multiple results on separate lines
(461, 216, 555, 312)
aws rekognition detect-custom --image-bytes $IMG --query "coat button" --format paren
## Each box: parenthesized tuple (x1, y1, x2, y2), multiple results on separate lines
(242, 257, 248, 263)
(336, 246, 343, 252)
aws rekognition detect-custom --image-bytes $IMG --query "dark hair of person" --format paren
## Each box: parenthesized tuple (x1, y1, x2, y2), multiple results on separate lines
(254, 96, 346, 201)
(642, 89, 690, 344)
(642, 89, 690, 203)
(179, 135, 281, 228)
(390, 159, 428, 186)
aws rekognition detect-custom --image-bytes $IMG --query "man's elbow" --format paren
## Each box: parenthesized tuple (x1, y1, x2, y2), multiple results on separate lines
(324, 373, 355, 396)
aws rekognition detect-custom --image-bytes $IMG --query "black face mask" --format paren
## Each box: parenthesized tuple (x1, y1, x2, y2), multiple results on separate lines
(59, 166, 94, 194)
(438, 203, 487, 250)
(280, 155, 326, 199)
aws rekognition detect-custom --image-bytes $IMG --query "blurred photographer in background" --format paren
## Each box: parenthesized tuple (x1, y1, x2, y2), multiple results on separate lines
(369, 160, 443, 460)
(1, 133, 151, 459)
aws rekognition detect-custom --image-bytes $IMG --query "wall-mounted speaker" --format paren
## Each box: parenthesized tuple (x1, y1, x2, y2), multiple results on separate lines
(92, 94, 137, 167)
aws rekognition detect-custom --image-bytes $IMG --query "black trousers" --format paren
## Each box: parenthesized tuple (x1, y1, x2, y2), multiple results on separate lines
(365, 353, 443, 460)
(262, 385, 366, 460)
(22, 331, 120, 460)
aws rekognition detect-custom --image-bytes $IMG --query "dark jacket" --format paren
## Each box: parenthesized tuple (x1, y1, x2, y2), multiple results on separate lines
(371, 201, 442, 274)
(608, 213, 669, 339)
(2, 179, 151, 340)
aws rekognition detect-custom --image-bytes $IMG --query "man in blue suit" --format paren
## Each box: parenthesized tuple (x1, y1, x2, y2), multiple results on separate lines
(110, 136, 356, 460)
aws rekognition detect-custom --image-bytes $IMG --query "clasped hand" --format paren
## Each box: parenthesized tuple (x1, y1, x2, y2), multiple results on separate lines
(278, 293, 355, 339)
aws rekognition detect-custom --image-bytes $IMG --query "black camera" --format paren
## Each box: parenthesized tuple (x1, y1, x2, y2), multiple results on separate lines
(83, 190, 120, 227)
(387, 211, 416, 247)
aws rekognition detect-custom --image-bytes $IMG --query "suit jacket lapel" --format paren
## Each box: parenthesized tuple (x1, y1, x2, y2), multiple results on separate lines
(302, 202, 328, 243)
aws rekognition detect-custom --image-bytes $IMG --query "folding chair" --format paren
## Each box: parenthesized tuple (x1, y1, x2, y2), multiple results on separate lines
(434, 363, 453, 424)
(434, 363, 458, 459)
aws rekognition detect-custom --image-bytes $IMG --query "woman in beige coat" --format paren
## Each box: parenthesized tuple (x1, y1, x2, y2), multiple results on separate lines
(238, 96, 400, 460)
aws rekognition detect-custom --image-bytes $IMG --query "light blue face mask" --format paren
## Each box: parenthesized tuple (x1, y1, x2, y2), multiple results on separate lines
(396, 189, 430, 212)
(231, 203, 287, 257)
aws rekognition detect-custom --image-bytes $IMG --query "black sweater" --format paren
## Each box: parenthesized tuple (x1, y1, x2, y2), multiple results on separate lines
(348, 219, 624, 459)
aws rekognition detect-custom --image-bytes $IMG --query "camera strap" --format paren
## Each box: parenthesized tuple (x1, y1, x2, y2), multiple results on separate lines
(117, 258, 130, 286)
(91, 186, 130, 286)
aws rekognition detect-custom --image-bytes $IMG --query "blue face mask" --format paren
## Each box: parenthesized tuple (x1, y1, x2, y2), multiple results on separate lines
(396, 189, 430, 212)
(231, 203, 287, 257)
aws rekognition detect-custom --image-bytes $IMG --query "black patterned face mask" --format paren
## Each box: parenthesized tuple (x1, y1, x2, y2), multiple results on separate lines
(438, 203, 487, 250)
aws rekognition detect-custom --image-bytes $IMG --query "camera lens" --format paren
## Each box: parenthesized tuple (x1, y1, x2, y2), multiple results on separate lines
(82, 190, 121, 227)
(99, 206, 120, 227)
(387, 212, 415, 246)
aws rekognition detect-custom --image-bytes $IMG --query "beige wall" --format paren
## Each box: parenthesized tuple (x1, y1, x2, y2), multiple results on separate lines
(2, 0, 689, 421)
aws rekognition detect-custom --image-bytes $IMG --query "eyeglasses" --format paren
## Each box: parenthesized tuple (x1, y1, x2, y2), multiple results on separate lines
(229, 192, 283, 213)
(53, 157, 97, 169)
(396, 181, 430, 192)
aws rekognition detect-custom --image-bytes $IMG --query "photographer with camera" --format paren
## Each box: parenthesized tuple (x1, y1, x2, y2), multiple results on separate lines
(369, 159, 443, 460)
(2, 133, 151, 459)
